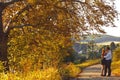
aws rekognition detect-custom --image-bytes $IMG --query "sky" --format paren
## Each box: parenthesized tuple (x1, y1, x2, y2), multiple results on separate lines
(103, 0, 120, 37)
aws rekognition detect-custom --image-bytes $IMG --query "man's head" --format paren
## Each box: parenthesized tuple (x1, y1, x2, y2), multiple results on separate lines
(106, 46, 110, 50)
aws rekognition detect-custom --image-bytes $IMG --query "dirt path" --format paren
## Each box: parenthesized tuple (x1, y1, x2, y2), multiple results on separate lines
(76, 64, 120, 80)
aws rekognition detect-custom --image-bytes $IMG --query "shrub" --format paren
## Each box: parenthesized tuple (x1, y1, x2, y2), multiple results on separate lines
(112, 47, 120, 61)
(112, 47, 120, 76)
(60, 62, 81, 78)
(112, 61, 120, 76)
(88, 52, 100, 59)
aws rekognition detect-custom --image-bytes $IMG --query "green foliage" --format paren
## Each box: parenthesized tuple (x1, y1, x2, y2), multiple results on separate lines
(74, 54, 87, 64)
(79, 55, 87, 63)
(87, 52, 100, 59)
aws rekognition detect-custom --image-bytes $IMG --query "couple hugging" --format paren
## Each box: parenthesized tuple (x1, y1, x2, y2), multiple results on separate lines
(101, 46, 112, 77)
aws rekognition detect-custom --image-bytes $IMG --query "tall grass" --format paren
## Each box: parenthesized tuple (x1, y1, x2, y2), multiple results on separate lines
(111, 47, 120, 76)
(76, 59, 100, 69)
(112, 61, 120, 76)
(0, 63, 81, 80)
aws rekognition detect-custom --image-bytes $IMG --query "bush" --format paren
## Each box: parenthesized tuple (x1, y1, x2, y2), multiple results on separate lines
(60, 62, 81, 78)
(112, 47, 120, 76)
(112, 61, 120, 76)
(73, 55, 86, 64)
(88, 52, 100, 59)
(112, 47, 120, 61)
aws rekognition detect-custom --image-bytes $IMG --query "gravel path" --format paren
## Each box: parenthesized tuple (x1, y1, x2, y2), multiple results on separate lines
(76, 64, 120, 80)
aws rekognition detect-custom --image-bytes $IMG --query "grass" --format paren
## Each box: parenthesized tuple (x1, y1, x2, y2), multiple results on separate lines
(60, 62, 81, 78)
(0, 63, 81, 80)
(76, 59, 100, 69)
(76, 58, 120, 76)
(112, 60, 120, 76)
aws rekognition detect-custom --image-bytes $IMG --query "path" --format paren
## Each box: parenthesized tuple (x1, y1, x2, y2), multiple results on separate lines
(76, 64, 120, 80)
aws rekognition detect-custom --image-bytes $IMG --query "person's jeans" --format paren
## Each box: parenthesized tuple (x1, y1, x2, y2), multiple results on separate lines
(104, 60, 111, 76)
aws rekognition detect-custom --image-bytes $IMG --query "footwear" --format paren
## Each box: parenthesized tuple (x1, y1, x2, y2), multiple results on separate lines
(101, 74, 103, 76)
(103, 75, 106, 76)
(107, 75, 111, 77)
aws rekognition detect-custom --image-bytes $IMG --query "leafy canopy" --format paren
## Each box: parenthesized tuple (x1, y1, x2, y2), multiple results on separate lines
(2, 0, 118, 36)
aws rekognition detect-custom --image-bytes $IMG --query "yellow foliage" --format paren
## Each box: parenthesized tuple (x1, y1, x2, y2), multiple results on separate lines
(0, 68, 61, 80)
(112, 61, 120, 76)
(62, 63, 80, 77)
(27, 0, 36, 4)
(112, 47, 120, 76)
(8, 27, 72, 72)
(112, 47, 120, 61)
(112, 69, 120, 76)
(0, 61, 4, 72)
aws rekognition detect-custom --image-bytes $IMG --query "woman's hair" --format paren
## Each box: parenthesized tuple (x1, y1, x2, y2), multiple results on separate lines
(102, 48, 105, 56)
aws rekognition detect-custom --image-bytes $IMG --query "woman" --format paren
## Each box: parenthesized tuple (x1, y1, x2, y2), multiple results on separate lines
(101, 48, 106, 76)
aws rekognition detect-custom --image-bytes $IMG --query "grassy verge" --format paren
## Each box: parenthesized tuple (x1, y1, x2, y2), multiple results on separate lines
(76, 59, 100, 69)
(0, 63, 81, 80)
(62, 59, 100, 78)
(76, 58, 120, 76)
(112, 61, 120, 76)
(61, 62, 81, 79)
(0, 59, 102, 79)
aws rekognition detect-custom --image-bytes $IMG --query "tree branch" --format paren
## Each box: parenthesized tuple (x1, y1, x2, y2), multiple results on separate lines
(12, 4, 31, 20)
(6, 4, 31, 32)
(4, 0, 22, 7)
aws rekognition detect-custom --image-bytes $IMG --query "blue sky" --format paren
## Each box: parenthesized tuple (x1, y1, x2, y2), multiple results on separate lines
(103, 0, 120, 37)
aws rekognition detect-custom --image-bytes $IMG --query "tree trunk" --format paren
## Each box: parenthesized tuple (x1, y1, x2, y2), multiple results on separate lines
(0, 32, 9, 72)
(0, 4, 9, 72)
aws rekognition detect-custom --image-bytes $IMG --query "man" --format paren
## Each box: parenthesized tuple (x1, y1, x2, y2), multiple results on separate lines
(104, 46, 112, 77)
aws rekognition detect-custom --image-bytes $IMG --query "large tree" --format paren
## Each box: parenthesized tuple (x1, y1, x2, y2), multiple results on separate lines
(0, 0, 117, 71)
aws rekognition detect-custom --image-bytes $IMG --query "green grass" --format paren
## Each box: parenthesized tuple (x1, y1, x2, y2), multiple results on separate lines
(76, 59, 100, 69)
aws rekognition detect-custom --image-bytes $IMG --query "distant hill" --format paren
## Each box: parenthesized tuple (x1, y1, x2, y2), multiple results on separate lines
(73, 35, 120, 53)
(81, 35, 120, 43)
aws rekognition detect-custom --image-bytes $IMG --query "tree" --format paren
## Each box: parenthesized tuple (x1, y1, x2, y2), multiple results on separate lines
(110, 42, 116, 52)
(0, 0, 118, 71)
(8, 27, 72, 72)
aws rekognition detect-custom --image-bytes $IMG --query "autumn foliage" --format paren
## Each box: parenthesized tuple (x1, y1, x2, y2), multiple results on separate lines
(0, 0, 118, 79)
(112, 47, 120, 76)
